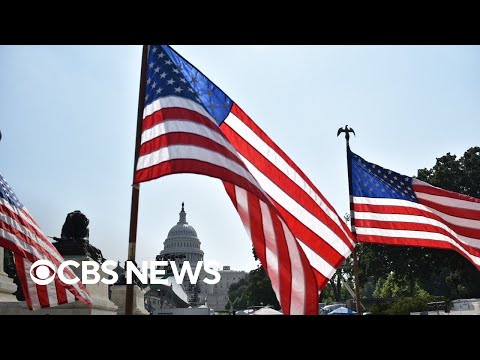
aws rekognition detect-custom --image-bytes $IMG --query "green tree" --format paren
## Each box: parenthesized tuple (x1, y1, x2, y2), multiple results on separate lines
(319, 261, 356, 303)
(359, 147, 480, 299)
(326, 269, 343, 302)
(360, 276, 376, 298)
(242, 266, 281, 309)
(319, 215, 357, 304)
(227, 247, 281, 310)
(373, 272, 429, 299)
(383, 297, 429, 315)
(229, 277, 248, 301)
(370, 272, 434, 315)
(417, 147, 480, 198)
(319, 284, 335, 304)
(232, 297, 244, 311)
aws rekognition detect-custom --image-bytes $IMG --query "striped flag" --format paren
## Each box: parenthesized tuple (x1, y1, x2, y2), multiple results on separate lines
(134, 45, 354, 314)
(350, 150, 480, 269)
(0, 173, 92, 310)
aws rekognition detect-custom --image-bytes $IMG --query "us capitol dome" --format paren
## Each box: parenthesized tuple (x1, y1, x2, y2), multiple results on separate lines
(145, 202, 247, 313)
(160, 202, 204, 265)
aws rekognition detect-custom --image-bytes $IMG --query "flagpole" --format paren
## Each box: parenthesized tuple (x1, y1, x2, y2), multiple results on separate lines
(337, 125, 362, 315)
(125, 45, 149, 315)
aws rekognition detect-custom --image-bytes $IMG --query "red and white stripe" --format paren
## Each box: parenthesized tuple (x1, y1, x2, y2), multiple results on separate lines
(222, 105, 355, 287)
(353, 178, 480, 269)
(135, 96, 354, 314)
(0, 198, 92, 310)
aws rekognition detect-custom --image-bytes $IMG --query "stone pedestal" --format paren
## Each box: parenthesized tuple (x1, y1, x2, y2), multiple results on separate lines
(33, 255, 118, 315)
(110, 285, 149, 315)
(472, 301, 480, 314)
(0, 254, 118, 315)
(0, 248, 18, 302)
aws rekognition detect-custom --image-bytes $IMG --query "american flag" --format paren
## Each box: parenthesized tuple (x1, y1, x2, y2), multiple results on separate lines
(134, 45, 355, 314)
(0, 173, 92, 310)
(351, 150, 480, 269)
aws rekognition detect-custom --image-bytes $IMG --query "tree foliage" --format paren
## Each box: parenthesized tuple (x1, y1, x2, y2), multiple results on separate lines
(228, 266, 281, 310)
(227, 247, 281, 310)
(417, 147, 480, 198)
(370, 272, 436, 314)
(374, 297, 429, 315)
(319, 215, 358, 304)
(319, 256, 355, 303)
(373, 272, 429, 299)
(359, 147, 480, 300)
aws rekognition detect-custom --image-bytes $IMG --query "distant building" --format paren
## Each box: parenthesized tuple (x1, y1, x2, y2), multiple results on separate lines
(151, 204, 247, 312)
(158, 203, 204, 304)
(160, 202, 204, 265)
(206, 266, 247, 312)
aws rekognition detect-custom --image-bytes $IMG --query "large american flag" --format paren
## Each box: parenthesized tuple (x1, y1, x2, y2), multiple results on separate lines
(0, 173, 92, 310)
(134, 45, 355, 314)
(351, 150, 480, 269)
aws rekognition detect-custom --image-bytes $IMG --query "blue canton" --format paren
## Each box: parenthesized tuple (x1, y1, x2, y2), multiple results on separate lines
(144, 45, 233, 125)
(0, 174, 23, 208)
(350, 151, 418, 202)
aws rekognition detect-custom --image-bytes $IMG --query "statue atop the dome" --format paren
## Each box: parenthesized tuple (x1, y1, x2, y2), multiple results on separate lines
(179, 202, 187, 224)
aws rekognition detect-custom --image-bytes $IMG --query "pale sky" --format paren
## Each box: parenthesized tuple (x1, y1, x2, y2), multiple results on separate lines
(1, 45, 479, 272)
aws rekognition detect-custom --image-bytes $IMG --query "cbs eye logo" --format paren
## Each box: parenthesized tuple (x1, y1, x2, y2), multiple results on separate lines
(30, 260, 57, 285)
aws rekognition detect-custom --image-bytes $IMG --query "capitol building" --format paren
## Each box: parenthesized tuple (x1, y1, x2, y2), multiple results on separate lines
(160, 203, 204, 266)
(146, 203, 246, 313)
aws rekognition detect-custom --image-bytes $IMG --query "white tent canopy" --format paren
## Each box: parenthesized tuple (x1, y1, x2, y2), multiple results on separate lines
(253, 307, 283, 315)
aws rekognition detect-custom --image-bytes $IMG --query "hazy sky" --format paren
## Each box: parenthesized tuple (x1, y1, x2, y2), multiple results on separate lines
(1, 45, 479, 272)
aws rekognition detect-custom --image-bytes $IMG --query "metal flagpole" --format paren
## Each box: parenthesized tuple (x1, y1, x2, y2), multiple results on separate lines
(337, 125, 362, 315)
(125, 45, 149, 315)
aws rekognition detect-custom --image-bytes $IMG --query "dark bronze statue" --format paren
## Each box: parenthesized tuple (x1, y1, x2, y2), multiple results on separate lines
(112, 261, 127, 285)
(61, 210, 90, 241)
(112, 261, 143, 287)
(53, 210, 105, 263)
